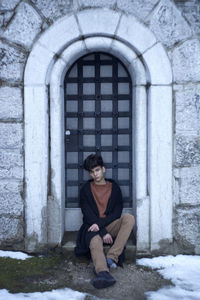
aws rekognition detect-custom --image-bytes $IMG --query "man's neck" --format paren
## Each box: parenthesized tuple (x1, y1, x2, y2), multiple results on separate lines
(94, 178, 106, 185)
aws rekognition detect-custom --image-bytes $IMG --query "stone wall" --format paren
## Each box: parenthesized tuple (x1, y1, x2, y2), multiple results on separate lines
(173, 0, 200, 253)
(175, 0, 200, 36)
(0, 0, 200, 253)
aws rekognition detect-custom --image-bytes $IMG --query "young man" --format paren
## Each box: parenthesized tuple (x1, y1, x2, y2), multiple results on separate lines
(75, 154, 135, 289)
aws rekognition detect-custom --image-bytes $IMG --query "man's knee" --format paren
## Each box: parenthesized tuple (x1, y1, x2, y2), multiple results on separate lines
(122, 214, 135, 228)
(89, 234, 103, 250)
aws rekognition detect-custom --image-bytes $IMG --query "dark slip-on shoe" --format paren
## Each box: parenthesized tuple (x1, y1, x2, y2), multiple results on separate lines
(91, 271, 116, 289)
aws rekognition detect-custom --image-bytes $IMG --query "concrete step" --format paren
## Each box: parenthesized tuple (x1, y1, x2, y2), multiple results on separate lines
(61, 231, 136, 262)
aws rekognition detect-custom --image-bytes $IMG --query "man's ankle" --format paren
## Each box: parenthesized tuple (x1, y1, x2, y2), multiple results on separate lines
(106, 257, 117, 268)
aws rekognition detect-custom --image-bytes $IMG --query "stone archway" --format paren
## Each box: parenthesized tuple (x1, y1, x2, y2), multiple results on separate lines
(24, 9, 172, 253)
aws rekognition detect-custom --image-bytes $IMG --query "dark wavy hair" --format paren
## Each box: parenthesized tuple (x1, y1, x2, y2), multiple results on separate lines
(83, 154, 104, 171)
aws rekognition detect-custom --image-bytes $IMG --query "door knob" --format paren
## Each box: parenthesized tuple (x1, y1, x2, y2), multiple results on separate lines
(65, 130, 71, 144)
(65, 130, 71, 135)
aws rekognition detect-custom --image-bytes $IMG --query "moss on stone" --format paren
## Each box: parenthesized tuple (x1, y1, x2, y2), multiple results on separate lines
(0, 254, 65, 293)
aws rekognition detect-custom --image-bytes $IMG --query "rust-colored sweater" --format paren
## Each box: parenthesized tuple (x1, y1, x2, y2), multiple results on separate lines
(90, 181, 112, 218)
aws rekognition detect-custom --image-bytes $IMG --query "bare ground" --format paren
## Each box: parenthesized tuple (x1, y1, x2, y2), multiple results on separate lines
(0, 253, 172, 300)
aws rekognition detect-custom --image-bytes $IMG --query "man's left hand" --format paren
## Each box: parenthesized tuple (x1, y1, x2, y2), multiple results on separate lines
(103, 233, 113, 244)
(88, 223, 99, 232)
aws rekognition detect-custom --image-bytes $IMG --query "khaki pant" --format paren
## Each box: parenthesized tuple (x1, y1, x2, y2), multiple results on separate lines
(89, 214, 135, 274)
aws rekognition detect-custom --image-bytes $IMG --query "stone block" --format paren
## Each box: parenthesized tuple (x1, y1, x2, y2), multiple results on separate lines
(50, 57, 67, 89)
(0, 0, 20, 10)
(31, 0, 73, 22)
(175, 1, 200, 35)
(38, 14, 80, 57)
(143, 43, 172, 84)
(136, 196, 150, 251)
(117, 14, 156, 54)
(135, 87, 147, 199)
(174, 205, 200, 254)
(111, 39, 137, 67)
(3, 2, 43, 49)
(84, 37, 112, 56)
(173, 168, 180, 206)
(175, 85, 200, 134)
(172, 39, 200, 83)
(61, 40, 87, 70)
(65, 208, 83, 231)
(77, 9, 120, 37)
(0, 41, 26, 82)
(48, 196, 63, 244)
(0, 217, 24, 244)
(24, 86, 49, 246)
(0, 11, 14, 31)
(0, 180, 23, 193)
(0, 192, 23, 216)
(0, 149, 23, 180)
(0, 123, 23, 149)
(175, 135, 200, 167)
(0, 87, 22, 120)
(78, 0, 116, 9)
(117, 0, 159, 20)
(0, 168, 23, 183)
(130, 57, 147, 86)
(149, 0, 192, 48)
(149, 86, 173, 247)
(24, 43, 54, 85)
(179, 167, 200, 205)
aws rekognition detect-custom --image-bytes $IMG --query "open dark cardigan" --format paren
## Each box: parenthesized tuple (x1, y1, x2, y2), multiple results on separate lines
(74, 179, 123, 257)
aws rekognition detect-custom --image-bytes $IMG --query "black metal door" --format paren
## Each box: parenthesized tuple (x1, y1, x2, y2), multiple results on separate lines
(64, 52, 132, 208)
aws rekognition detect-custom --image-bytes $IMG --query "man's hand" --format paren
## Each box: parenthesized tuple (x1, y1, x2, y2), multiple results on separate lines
(103, 233, 113, 244)
(88, 224, 99, 232)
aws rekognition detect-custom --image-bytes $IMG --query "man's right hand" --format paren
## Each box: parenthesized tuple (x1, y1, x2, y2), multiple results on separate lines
(103, 233, 113, 244)
(88, 223, 99, 232)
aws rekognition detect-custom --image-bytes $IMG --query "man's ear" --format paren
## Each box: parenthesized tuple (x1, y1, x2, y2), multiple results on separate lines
(102, 166, 106, 173)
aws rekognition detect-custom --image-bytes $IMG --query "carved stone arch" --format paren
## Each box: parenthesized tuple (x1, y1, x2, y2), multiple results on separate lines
(24, 9, 172, 253)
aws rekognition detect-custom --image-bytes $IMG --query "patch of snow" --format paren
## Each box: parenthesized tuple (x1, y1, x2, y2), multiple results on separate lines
(0, 250, 32, 260)
(137, 255, 200, 300)
(0, 288, 86, 300)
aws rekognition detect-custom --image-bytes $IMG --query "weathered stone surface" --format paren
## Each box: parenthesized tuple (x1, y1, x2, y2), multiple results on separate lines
(0, 41, 27, 82)
(78, 0, 116, 9)
(3, 2, 43, 49)
(0, 0, 20, 10)
(175, 84, 200, 134)
(175, 135, 200, 167)
(174, 205, 200, 254)
(173, 168, 180, 206)
(117, 0, 159, 20)
(78, 9, 120, 38)
(149, 0, 192, 48)
(0, 123, 23, 149)
(178, 167, 200, 205)
(116, 13, 156, 54)
(0, 11, 14, 31)
(175, 0, 200, 35)
(143, 43, 172, 84)
(0, 217, 24, 244)
(0, 192, 23, 216)
(0, 149, 23, 180)
(0, 180, 23, 193)
(31, 0, 73, 22)
(172, 39, 200, 83)
(0, 87, 23, 120)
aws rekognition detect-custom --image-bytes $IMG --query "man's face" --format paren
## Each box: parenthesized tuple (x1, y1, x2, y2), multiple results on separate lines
(89, 166, 105, 184)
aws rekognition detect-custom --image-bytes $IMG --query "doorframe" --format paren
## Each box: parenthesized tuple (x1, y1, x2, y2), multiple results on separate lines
(24, 9, 172, 253)
(64, 51, 134, 230)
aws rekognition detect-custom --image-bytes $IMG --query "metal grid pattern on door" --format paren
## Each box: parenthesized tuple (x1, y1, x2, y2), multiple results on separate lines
(64, 52, 132, 208)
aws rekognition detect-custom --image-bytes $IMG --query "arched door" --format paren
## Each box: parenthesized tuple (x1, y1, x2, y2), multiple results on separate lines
(64, 52, 133, 230)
